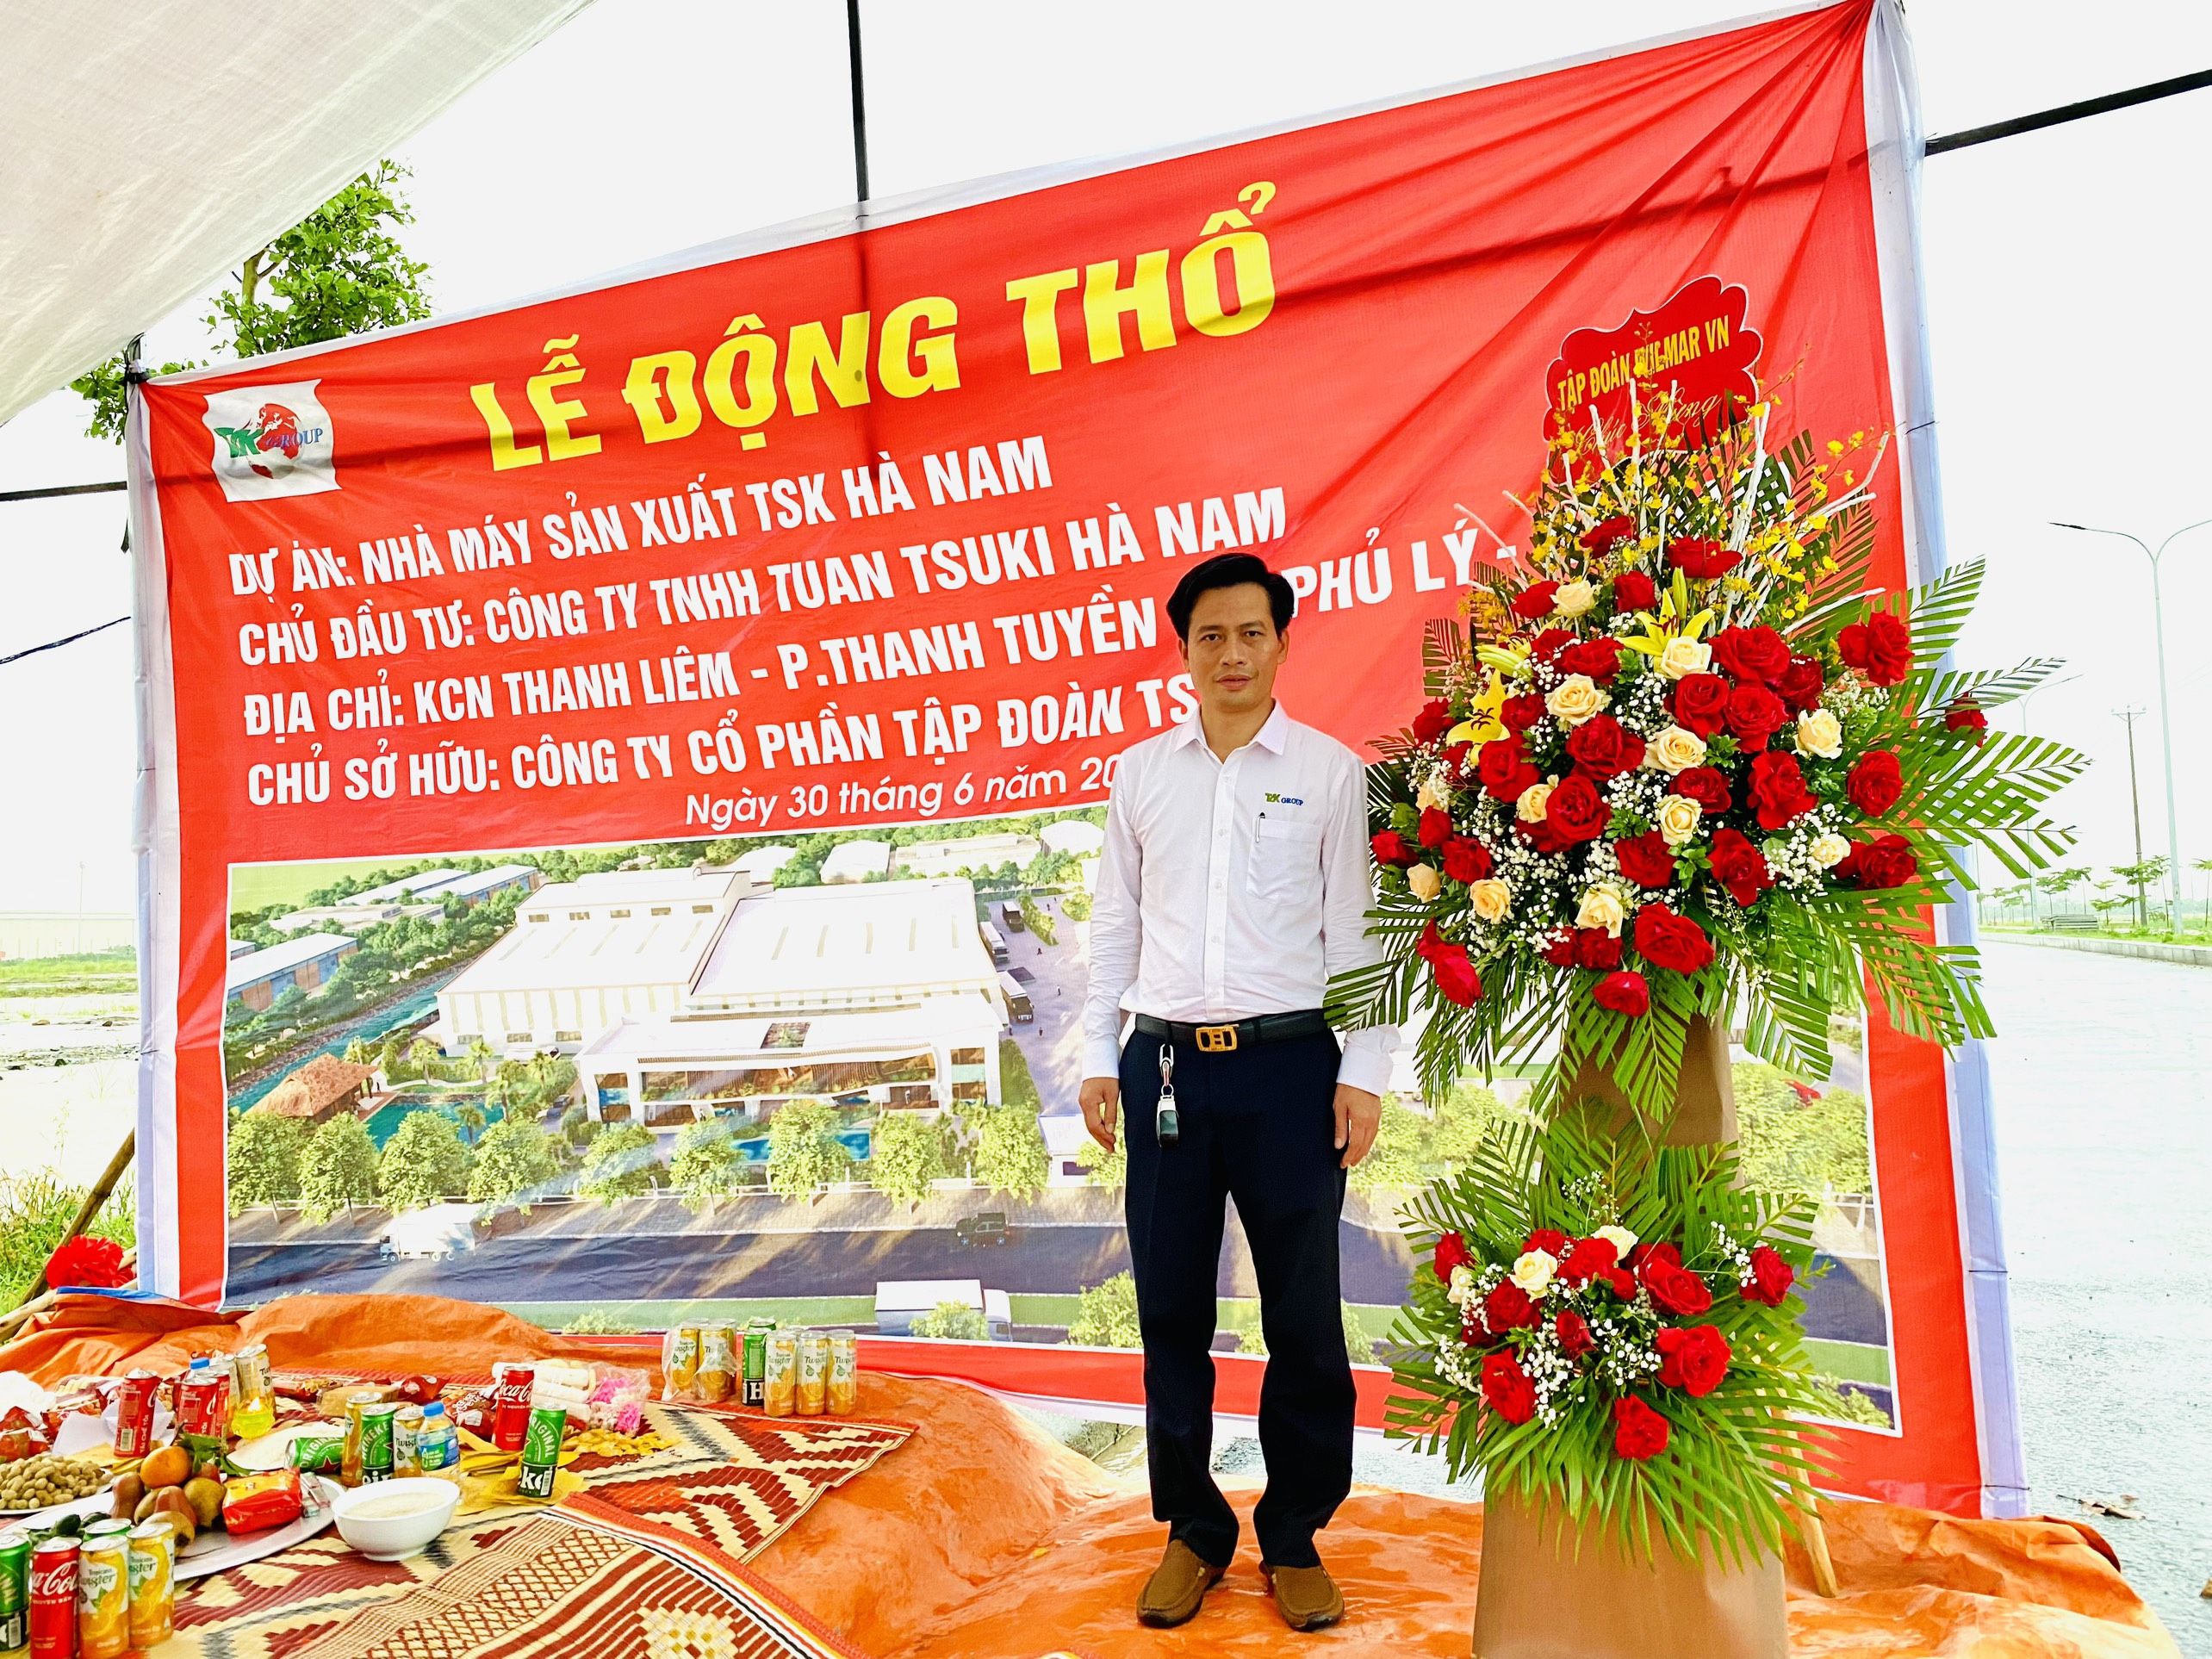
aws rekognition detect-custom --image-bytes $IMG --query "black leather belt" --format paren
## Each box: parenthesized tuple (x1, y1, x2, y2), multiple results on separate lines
(1133, 1010, 1330, 1053)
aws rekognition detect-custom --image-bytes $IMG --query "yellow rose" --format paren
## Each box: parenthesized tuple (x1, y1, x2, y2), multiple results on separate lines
(1594, 1224, 1637, 1257)
(1416, 773, 1451, 812)
(1516, 780, 1555, 823)
(1407, 862, 1443, 901)
(1645, 724, 1708, 774)
(1811, 831, 1852, 869)
(1794, 708, 1843, 760)
(1544, 674, 1608, 728)
(1657, 635, 1712, 680)
(1511, 1249, 1558, 1297)
(1576, 885, 1625, 937)
(1552, 580, 1596, 618)
(1468, 878, 1513, 923)
(1656, 793, 1703, 848)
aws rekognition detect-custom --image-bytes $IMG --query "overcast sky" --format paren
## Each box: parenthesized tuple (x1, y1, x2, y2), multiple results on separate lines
(2, 0, 2208, 913)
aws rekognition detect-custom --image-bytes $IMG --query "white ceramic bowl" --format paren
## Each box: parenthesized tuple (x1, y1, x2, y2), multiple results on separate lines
(331, 1477, 460, 1561)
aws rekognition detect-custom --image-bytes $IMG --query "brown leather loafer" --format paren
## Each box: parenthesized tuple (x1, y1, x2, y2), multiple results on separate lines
(1263, 1560, 1345, 1631)
(1137, 1538, 1227, 1627)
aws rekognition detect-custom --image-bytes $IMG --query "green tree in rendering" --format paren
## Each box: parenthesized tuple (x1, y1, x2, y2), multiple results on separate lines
(466, 1115, 562, 1206)
(297, 1115, 380, 1223)
(973, 1104, 1047, 1201)
(227, 1110, 309, 1210)
(376, 1111, 474, 1211)
(765, 1103, 853, 1201)
(1018, 896, 1058, 945)
(1733, 1063, 1873, 1200)
(1346, 1098, 1428, 1192)
(1076, 1117, 1125, 1190)
(576, 1122, 662, 1202)
(867, 1111, 948, 1207)
(909, 1301, 990, 1340)
(1059, 890, 1093, 923)
(1235, 1303, 1376, 1365)
(1429, 1082, 1508, 1168)
(670, 1118, 753, 1211)
(1065, 1271, 1141, 1349)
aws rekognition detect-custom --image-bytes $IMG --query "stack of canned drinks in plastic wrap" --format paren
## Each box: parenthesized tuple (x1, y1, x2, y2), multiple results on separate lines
(661, 1320, 857, 1418)
(3, 1513, 177, 1658)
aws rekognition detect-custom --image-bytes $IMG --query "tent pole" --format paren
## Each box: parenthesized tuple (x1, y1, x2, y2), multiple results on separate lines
(846, 0, 871, 205)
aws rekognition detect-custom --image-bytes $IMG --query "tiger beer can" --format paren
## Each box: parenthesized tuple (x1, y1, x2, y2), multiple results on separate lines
(828, 1332, 858, 1416)
(796, 1333, 830, 1416)
(517, 1404, 567, 1501)
(762, 1332, 798, 1418)
(75, 1532, 129, 1659)
(359, 1402, 399, 1484)
(127, 1521, 177, 1650)
(742, 1327, 767, 1408)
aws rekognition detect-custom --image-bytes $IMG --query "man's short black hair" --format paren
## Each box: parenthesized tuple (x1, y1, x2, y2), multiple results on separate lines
(1165, 552, 1296, 641)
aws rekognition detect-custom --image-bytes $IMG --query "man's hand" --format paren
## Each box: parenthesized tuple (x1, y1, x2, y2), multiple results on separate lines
(1080, 1075, 1121, 1152)
(1333, 1084, 1382, 1169)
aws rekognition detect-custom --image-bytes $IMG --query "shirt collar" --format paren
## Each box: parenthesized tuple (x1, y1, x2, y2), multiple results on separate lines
(1170, 702, 1289, 755)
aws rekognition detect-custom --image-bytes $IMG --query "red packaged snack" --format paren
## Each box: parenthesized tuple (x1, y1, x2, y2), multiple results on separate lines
(221, 1467, 305, 1533)
(449, 1389, 494, 1437)
(395, 1375, 444, 1404)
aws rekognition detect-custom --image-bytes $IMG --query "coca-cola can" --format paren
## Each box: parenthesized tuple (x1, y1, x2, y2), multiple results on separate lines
(175, 1363, 231, 1439)
(113, 1368, 162, 1459)
(29, 1537, 79, 1659)
(491, 1363, 535, 1452)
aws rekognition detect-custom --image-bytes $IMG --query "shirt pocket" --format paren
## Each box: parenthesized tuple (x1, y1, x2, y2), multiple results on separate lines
(1246, 816, 1323, 907)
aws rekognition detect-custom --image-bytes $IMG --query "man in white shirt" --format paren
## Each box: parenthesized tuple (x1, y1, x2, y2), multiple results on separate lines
(1079, 552, 1395, 1633)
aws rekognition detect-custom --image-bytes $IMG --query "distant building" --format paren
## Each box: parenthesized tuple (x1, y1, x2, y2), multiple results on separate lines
(874, 1279, 1012, 1339)
(416, 864, 541, 905)
(351, 868, 466, 904)
(273, 902, 442, 935)
(227, 938, 255, 960)
(819, 840, 893, 884)
(515, 867, 739, 927)
(255, 1054, 376, 1126)
(227, 933, 358, 1011)
(1039, 819, 1106, 859)
(1041, 1115, 1095, 1186)
(892, 833, 1038, 879)
(731, 845, 798, 882)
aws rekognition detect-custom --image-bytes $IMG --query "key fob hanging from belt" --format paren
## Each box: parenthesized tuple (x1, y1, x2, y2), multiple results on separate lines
(1154, 1043, 1180, 1146)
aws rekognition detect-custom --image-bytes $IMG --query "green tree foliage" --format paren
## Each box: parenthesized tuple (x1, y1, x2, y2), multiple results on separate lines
(1059, 890, 1093, 923)
(669, 1117, 755, 1210)
(974, 1104, 1047, 1201)
(997, 1039, 1041, 1114)
(72, 161, 431, 441)
(1019, 895, 1058, 944)
(0, 1173, 135, 1309)
(227, 1109, 309, 1209)
(867, 1110, 948, 1205)
(466, 1113, 562, 1205)
(1076, 1117, 1125, 1190)
(1431, 1083, 1507, 1167)
(298, 1115, 379, 1223)
(1233, 1302, 1376, 1364)
(765, 1102, 853, 1200)
(910, 1301, 990, 1340)
(576, 1122, 661, 1202)
(1065, 1271, 1142, 1349)
(1732, 1063, 1872, 1200)
(376, 1111, 474, 1211)
(1347, 1098, 1431, 1192)
(1807, 1376, 1892, 1428)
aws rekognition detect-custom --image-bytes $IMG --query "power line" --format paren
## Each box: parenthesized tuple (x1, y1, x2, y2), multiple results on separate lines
(1926, 66, 2212, 155)
(0, 615, 128, 667)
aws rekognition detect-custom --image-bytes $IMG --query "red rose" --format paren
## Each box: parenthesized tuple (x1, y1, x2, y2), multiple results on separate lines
(1434, 1230, 1474, 1283)
(44, 1233, 128, 1290)
(1541, 929, 1577, 967)
(1707, 828, 1773, 908)
(1419, 805, 1452, 848)
(1634, 904, 1713, 975)
(1776, 656, 1826, 713)
(1413, 699, 1456, 744)
(1370, 830, 1416, 867)
(1559, 637, 1622, 683)
(1946, 697, 1988, 740)
(1557, 1236, 1620, 1284)
(1742, 1244, 1795, 1307)
(1628, 1240, 1681, 1272)
(1442, 836, 1493, 884)
(1612, 1395, 1670, 1461)
(1838, 610, 1913, 686)
(1530, 628, 1575, 662)
(1566, 713, 1645, 779)
(1592, 970, 1649, 1017)
(1711, 624, 1788, 687)
(1640, 1255, 1714, 1317)
(1479, 736, 1539, 803)
(1499, 693, 1546, 733)
(1672, 766, 1733, 813)
(1614, 831, 1677, 889)
(1725, 683, 1788, 749)
(1483, 1280, 1538, 1334)
(1481, 1351, 1538, 1425)
(1605, 1265, 1637, 1299)
(1572, 929, 1624, 971)
(1417, 922, 1484, 1006)
(1839, 831, 1918, 891)
(1511, 581, 1558, 621)
(1444, 742, 1473, 778)
(1846, 749, 1904, 817)
(1612, 570, 1656, 613)
(1581, 513, 1635, 554)
(1668, 537, 1741, 580)
(1670, 673, 1731, 737)
(1525, 1227, 1569, 1257)
(1461, 1305, 1492, 1345)
(1545, 774, 1608, 843)
(1747, 750, 1816, 830)
(1555, 1309, 1595, 1360)
(1655, 1324, 1732, 1397)
(1521, 815, 1570, 857)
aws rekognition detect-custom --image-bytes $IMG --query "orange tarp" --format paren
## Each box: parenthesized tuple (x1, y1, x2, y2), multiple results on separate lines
(1, 1294, 2178, 1658)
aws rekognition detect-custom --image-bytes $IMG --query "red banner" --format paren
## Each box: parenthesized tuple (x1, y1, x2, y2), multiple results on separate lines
(132, 0, 2003, 1513)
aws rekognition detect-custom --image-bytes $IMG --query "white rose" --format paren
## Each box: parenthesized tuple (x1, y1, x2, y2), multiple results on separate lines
(1407, 862, 1443, 901)
(1576, 885, 1626, 937)
(1447, 1263, 1476, 1307)
(1810, 831, 1852, 870)
(1594, 1225, 1638, 1258)
(1794, 708, 1843, 760)
(1416, 773, 1451, 812)
(1645, 724, 1708, 774)
(1468, 878, 1513, 923)
(1545, 674, 1608, 728)
(1656, 793, 1704, 848)
(1516, 780, 1555, 823)
(1657, 635, 1712, 680)
(1552, 579, 1596, 618)
(1512, 1249, 1558, 1298)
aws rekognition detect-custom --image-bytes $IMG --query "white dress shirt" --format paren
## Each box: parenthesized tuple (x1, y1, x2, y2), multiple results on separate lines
(1081, 702, 1398, 1096)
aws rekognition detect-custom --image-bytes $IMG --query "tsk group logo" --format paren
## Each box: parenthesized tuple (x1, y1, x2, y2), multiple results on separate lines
(201, 379, 340, 502)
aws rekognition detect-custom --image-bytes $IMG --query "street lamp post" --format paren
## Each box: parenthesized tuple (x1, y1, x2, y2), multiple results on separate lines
(2053, 518, 2212, 935)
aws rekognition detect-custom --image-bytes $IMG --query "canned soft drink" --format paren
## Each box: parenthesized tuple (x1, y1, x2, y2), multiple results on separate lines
(227, 1341, 276, 1439)
(491, 1364, 535, 1451)
(27, 1538, 75, 1659)
(517, 1404, 566, 1501)
(127, 1521, 176, 1649)
(666, 1327, 700, 1399)
(175, 1358, 231, 1440)
(392, 1403, 425, 1477)
(113, 1369, 163, 1460)
(359, 1402, 399, 1484)
(697, 1326, 736, 1403)
(762, 1333, 798, 1418)
(340, 1389, 384, 1487)
(742, 1327, 767, 1408)
(828, 1332, 859, 1416)
(797, 1333, 830, 1416)
(0, 1530, 29, 1651)
(76, 1530, 128, 1659)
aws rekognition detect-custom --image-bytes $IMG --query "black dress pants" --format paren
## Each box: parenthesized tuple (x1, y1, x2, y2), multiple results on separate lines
(1119, 1026, 1355, 1569)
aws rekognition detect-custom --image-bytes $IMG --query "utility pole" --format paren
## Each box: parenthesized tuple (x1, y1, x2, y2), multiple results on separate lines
(2114, 705, 2147, 929)
(2014, 673, 2078, 928)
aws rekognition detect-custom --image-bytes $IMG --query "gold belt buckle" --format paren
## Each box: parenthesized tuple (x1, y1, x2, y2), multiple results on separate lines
(1195, 1023, 1239, 1053)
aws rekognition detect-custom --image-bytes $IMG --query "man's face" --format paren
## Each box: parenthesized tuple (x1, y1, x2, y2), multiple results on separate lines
(1179, 583, 1287, 718)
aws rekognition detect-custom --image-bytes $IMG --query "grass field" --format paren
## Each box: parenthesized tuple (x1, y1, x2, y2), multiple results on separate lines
(0, 950, 135, 997)
(226, 858, 424, 914)
(1800, 1338, 1892, 1386)
(500, 1296, 877, 1333)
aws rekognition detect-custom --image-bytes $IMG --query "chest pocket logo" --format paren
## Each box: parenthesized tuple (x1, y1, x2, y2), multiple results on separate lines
(1247, 815, 1323, 905)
